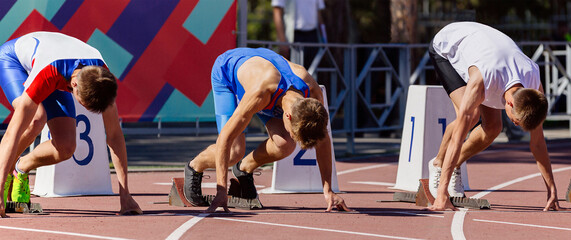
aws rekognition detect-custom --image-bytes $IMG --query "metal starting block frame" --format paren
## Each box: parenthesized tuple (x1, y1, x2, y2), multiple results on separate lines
(204, 195, 263, 210)
(5, 201, 46, 215)
(384, 179, 490, 209)
(168, 178, 263, 210)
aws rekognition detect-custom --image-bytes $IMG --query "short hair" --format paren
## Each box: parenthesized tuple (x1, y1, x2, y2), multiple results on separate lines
(512, 88, 548, 131)
(76, 66, 118, 113)
(290, 98, 329, 149)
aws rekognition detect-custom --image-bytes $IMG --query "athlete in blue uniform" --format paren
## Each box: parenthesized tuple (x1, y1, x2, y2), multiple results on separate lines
(185, 48, 350, 213)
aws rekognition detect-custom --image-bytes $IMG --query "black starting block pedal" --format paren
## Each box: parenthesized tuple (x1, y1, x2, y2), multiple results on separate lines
(392, 191, 417, 203)
(416, 179, 490, 209)
(379, 179, 491, 209)
(376, 191, 417, 203)
(167, 177, 263, 209)
(5, 201, 47, 215)
(215, 178, 263, 209)
(204, 194, 263, 210)
(566, 178, 571, 202)
(228, 178, 242, 197)
(449, 196, 491, 209)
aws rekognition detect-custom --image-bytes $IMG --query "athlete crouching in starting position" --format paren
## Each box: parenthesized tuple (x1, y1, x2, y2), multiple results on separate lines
(184, 47, 350, 212)
(0, 32, 142, 217)
(427, 22, 561, 211)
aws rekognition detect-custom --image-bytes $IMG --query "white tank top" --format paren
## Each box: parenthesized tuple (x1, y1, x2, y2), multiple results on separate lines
(432, 22, 540, 109)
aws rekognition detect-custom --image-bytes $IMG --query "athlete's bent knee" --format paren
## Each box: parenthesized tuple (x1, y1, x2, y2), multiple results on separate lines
(483, 123, 502, 142)
(27, 119, 45, 136)
(53, 140, 76, 160)
(276, 139, 297, 157)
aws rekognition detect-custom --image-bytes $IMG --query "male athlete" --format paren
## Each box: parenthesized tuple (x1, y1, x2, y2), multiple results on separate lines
(427, 22, 561, 211)
(184, 48, 350, 213)
(0, 32, 142, 217)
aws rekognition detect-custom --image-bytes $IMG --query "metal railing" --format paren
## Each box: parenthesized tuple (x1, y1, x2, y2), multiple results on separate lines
(245, 40, 571, 153)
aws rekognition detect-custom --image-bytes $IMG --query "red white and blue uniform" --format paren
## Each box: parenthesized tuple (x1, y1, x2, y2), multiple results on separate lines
(211, 48, 310, 132)
(0, 31, 106, 119)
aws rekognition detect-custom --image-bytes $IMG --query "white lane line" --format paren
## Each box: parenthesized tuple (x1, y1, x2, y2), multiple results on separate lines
(166, 213, 210, 240)
(213, 217, 423, 240)
(349, 181, 395, 186)
(450, 208, 468, 240)
(337, 163, 394, 176)
(473, 219, 571, 231)
(451, 166, 571, 240)
(0, 225, 132, 240)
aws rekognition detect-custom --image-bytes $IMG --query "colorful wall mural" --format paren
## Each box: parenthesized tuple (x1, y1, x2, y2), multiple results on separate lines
(0, 0, 236, 123)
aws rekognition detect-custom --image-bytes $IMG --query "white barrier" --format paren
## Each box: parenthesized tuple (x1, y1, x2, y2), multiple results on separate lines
(260, 85, 339, 193)
(32, 98, 113, 197)
(392, 85, 470, 192)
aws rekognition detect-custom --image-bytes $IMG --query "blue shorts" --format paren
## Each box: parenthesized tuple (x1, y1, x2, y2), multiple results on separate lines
(211, 55, 271, 133)
(0, 38, 75, 120)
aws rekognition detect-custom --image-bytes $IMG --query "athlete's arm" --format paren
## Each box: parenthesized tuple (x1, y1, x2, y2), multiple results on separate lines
(429, 66, 485, 211)
(288, 61, 350, 211)
(206, 87, 271, 213)
(273, 6, 289, 57)
(102, 102, 142, 215)
(528, 85, 560, 211)
(0, 93, 38, 217)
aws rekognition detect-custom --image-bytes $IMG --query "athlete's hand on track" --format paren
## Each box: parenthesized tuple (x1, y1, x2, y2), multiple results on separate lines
(543, 192, 561, 211)
(119, 192, 143, 215)
(205, 191, 229, 213)
(324, 192, 350, 212)
(425, 196, 457, 211)
(0, 200, 8, 218)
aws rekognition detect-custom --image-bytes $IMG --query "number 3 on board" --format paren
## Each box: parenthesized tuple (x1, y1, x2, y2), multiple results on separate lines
(47, 114, 94, 166)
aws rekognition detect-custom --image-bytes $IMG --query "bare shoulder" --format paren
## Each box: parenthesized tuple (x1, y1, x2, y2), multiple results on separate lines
(238, 57, 280, 92)
(285, 60, 321, 100)
(286, 61, 310, 81)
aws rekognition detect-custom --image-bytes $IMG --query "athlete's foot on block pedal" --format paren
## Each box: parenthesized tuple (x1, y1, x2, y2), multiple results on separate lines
(428, 158, 441, 198)
(449, 168, 465, 197)
(428, 158, 465, 198)
(184, 164, 209, 206)
(232, 160, 258, 199)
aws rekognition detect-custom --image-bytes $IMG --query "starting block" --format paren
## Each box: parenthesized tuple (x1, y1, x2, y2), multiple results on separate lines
(383, 179, 490, 209)
(416, 179, 489, 209)
(5, 201, 46, 215)
(204, 194, 263, 210)
(167, 178, 263, 209)
(168, 178, 196, 207)
(393, 86, 470, 192)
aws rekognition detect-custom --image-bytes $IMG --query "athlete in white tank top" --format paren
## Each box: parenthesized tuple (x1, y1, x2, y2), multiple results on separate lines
(426, 22, 561, 212)
(432, 22, 541, 109)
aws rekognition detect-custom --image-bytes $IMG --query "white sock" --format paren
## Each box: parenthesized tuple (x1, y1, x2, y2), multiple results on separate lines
(14, 157, 26, 174)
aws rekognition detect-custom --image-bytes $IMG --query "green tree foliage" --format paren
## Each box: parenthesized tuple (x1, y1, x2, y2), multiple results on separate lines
(247, 0, 275, 41)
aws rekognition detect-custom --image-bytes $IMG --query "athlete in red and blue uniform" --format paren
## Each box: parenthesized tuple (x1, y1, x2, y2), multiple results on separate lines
(0, 32, 142, 217)
(185, 48, 350, 213)
(0, 34, 105, 120)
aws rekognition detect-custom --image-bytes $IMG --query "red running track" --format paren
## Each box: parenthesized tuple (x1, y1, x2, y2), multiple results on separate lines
(1, 139, 570, 240)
